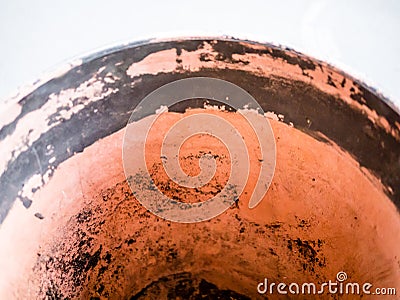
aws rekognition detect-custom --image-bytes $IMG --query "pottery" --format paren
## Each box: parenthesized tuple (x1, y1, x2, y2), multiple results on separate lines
(0, 38, 399, 299)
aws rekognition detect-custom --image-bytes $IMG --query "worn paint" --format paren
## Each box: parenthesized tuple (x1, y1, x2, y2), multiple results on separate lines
(0, 37, 399, 299)
(126, 41, 399, 141)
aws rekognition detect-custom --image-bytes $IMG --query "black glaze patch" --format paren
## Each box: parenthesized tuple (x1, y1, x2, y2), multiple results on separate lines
(0, 38, 399, 223)
(34, 212, 44, 220)
(130, 272, 251, 300)
(0, 40, 204, 142)
(209, 39, 316, 71)
(31, 179, 330, 298)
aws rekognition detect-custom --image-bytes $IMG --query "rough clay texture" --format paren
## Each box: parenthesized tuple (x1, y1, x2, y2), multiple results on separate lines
(0, 109, 398, 299)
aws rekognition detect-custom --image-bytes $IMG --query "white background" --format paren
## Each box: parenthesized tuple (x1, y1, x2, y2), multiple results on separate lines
(0, 0, 399, 108)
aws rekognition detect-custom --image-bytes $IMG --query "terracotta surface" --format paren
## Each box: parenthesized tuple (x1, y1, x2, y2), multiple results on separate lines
(0, 38, 399, 299)
(0, 109, 398, 299)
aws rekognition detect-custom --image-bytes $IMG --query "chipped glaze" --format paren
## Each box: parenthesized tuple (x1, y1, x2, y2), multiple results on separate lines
(0, 37, 399, 299)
